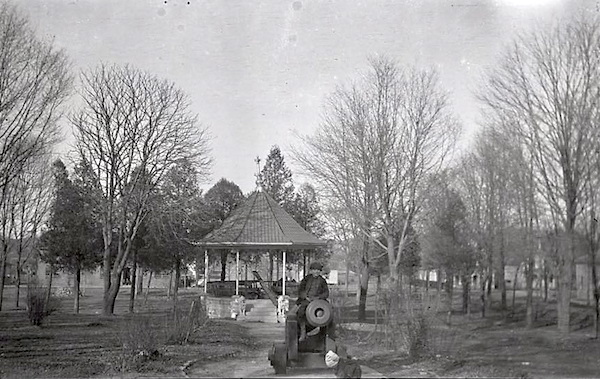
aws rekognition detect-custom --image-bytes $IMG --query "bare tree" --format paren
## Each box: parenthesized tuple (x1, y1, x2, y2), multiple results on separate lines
(454, 153, 488, 317)
(479, 17, 600, 334)
(0, 2, 72, 311)
(10, 156, 52, 308)
(294, 56, 459, 320)
(420, 170, 476, 321)
(296, 56, 459, 279)
(582, 136, 600, 338)
(72, 64, 211, 315)
(0, 3, 71, 192)
(470, 124, 521, 314)
(485, 117, 542, 326)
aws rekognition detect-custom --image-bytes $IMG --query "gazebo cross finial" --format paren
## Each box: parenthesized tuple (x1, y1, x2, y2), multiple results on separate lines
(254, 156, 262, 191)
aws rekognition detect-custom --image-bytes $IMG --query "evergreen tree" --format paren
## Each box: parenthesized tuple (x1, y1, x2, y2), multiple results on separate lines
(290, 183, 325, 237)
(40, 159, 102, 313)
(204, 178, 245, 281)
(143, 159, 207, 310)
(258, 146, 295, 210)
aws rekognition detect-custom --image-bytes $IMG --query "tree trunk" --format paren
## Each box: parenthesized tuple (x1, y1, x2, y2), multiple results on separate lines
(173, 260, 181, 313)
(526, 259, 534, 328)
(557, 262, 572, 334)
(0, 245, 7, 311)
(345, 259, 350, 298)
(268, 252, 274, 282)
(129, 251, 137, 313)
(446, 272, 454, 325)
(358, 264, 369, 321)
(426, 271, 430, 293)
(485, 269, 493, 312)
(220, 250, 227, 282)
(15, 262, 21, 309)
(74, 265, 80, 314)
(102, 232, 111, 301)
(168, 270, 173, 298)
(144, 271, 153, 305)
(136, 267, 144, 295)
(103, 267, 122, 315)
(481, 270, 486, 318)
(45, 266, 53, 309)
(499, 237, 507, 311)
(557, 230, 574, 335)
(593, 263, 599, 339)
(543, 262, 549, 302)
(436, 269, 442, 308)
(303, 254, 307, 281)
(512, 265, 519, 312)
(587, 266, 591, 307)
(461, 274, 469, 314)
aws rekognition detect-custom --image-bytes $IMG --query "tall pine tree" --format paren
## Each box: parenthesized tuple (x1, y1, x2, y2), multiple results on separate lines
(258, 146, 295, 210)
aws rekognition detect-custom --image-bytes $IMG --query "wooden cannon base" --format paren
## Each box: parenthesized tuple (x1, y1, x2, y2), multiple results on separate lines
(268, 301, 346, 375)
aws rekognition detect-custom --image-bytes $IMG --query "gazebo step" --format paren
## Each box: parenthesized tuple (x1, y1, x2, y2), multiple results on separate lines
(242, 315, 278, 323)
(245, 299, 277, 308)
(243, 299, 278, 323)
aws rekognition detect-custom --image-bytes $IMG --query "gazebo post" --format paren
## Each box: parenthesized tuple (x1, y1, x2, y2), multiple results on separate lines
(303, 253, 307, 279)
(204, 249, 209, 294)
(235, 250, 240, 296)
(282, 250, 287, 297)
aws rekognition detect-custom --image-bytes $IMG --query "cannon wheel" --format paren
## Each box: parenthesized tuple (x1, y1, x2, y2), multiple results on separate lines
(306, 299, 333, 327)
(271, 342, 288, 374)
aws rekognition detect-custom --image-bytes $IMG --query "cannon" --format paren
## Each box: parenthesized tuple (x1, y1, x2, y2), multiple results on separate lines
(268, 299, 343, 374)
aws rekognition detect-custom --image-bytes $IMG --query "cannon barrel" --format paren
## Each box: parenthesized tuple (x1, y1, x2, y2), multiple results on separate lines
(305, 299, 333, 327)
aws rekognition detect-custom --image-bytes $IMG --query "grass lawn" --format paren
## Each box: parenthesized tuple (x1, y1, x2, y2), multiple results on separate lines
(4, 284, 600, 378)
(0, 286, 256, 378)
(333, 289, 600, 378)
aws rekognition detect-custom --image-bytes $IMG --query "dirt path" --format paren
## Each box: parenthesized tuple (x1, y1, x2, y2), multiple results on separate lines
(185, 322, 385, 378)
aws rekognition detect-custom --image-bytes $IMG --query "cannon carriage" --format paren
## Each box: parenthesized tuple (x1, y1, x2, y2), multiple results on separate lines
(268, 298, 345, 374)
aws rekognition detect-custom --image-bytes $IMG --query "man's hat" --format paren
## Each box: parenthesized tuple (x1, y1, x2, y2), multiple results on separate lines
(309, 261, 323, 270)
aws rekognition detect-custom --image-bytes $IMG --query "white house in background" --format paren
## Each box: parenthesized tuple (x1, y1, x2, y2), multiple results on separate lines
(326, 270, 339, 285)
(575, 253, 600, 303)
(504, 256, 528, 290)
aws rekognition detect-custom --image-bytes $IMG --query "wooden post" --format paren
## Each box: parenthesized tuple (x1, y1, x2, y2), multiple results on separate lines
(204, 250, 209, 294)
(236, 250, 240, 296)
(303, 253, 307, 279)
(283, 250, 287, 297)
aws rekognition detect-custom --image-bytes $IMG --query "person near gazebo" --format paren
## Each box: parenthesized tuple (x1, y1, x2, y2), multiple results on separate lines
(296, 261, 329, 341)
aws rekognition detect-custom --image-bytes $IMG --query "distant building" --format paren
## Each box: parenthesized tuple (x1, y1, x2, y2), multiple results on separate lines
(575, 254, 600, 303)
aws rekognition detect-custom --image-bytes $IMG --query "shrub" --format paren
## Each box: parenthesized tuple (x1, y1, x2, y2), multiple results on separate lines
(401, 311, 429, 360)
(329, 286, 355, 326)
(116, 315, 164, 372)
(165, 297, 209, 345)
(26, 284, 57, 326)
(377, 281, 457, 360)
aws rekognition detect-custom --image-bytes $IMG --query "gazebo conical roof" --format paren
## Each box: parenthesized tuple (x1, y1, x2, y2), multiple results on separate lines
(194, 190, 327, 250)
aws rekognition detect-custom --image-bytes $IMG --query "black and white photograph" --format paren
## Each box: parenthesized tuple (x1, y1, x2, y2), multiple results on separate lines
(1, 0, 600, 378)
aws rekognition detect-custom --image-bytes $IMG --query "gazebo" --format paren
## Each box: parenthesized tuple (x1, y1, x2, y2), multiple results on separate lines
(193, 190, 327, 298)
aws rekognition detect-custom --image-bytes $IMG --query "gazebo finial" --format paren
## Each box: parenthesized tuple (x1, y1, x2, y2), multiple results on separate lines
(254, 156, 262, 191)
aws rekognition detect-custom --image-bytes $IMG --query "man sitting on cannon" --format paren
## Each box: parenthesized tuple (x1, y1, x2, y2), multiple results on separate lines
(297, 261, 329, 341)
(268, 261, 343, 374)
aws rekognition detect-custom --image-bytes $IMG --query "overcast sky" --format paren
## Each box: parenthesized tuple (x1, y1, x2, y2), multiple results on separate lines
(19, 0, 598, 193)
